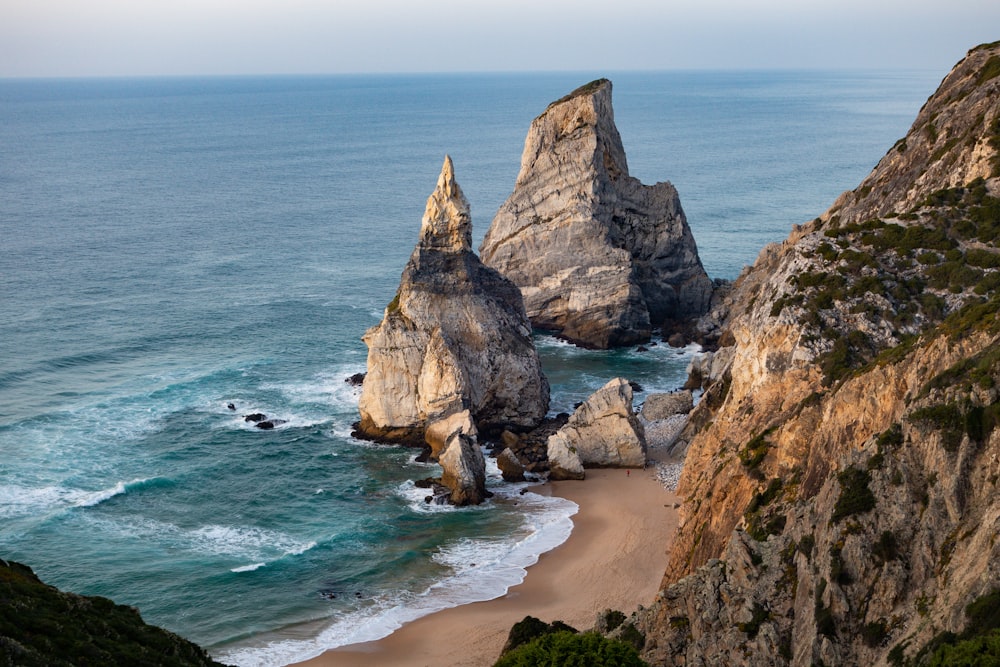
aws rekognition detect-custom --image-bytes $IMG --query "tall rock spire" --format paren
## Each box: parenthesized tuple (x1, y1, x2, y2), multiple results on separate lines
(418, 155, 472, 252)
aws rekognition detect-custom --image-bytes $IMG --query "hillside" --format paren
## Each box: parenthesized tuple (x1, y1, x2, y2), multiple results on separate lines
(0, 559, 227, 667)
(634, 41, 1000, 666)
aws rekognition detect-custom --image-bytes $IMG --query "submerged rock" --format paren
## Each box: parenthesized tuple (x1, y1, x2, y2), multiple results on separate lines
(480, 79, 713, 349)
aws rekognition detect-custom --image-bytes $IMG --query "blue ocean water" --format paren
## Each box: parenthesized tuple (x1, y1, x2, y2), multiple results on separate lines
(0, 70, 939, 665)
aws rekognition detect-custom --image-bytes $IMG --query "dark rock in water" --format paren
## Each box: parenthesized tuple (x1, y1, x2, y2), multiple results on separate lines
(629, 380, 644, 393)
(667, 332, 687, 348)
(345, 372, 366, 387)
(496, 447, 526, 483)
(227, 403, 236, 410)
(244, 413, 266, 423)
(255, 421, 275, 430)
(636, 345, 649, 352)
(0, 559, 227, 666)
(414, 478, 437, 489)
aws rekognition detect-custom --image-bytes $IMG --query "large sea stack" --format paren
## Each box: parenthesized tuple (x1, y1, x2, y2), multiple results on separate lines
(630, 42, 1000, 666)
(480, 78, 714, 349)
(356, 157, 549, 503)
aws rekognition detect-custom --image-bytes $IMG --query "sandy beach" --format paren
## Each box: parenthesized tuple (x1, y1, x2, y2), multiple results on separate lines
(293, 460, 679, 667)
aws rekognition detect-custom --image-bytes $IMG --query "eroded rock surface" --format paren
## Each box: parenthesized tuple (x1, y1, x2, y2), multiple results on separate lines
(634, 42, 1000, 666)
(547, 377, 647, 474)
(480, 79, 713, 349)
(357, 156, 550, 446)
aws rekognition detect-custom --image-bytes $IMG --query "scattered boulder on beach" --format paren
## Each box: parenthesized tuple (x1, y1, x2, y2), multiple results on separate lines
(547, 377, 647, 473)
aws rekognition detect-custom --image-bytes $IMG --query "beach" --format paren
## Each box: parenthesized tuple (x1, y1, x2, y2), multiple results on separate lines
(294, 459, 679, 667)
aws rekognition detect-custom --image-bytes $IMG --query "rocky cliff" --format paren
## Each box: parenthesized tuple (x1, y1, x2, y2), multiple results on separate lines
(355, 157, 549, 503)
(0, 559, 227, 667)
(636, 42, 1000, 666)
(480, 79, 714, 349)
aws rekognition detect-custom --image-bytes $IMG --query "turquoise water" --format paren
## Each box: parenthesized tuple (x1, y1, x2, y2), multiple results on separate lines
(0, 70, 938, 664)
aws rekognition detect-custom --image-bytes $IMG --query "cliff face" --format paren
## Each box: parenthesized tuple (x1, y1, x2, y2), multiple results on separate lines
(357, 156, 549, 446)
(639, 42, 1000, 666)
(480, 79, 714, 349)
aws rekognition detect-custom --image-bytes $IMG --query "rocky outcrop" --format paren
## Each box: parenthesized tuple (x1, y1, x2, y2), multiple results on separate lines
(480, 79, 714, 349)
(496, 447, 526, 483)
(641, 391, 694, 421)
(547, 378, 647, 477)
(0, 559, 228, 667)
(356, 156, 550, 447)
(635, 42, 1000, 666)
(439, 431, 488, 506)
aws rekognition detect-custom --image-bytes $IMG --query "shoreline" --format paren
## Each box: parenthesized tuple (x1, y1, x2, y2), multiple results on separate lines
(291, 459, 679, 667)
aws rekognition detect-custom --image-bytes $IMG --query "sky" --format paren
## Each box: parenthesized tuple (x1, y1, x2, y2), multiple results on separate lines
(1, 0, 998, 78)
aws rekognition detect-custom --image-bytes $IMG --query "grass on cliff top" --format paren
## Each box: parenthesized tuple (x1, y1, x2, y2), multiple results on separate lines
(547, 78, 611, 109)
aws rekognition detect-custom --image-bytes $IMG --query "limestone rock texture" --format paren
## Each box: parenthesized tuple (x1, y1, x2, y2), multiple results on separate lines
(634, 42, 1000, 666)
(546, 377, 647, 476)
(356, 156, 550, 447)
(641, 391, 694, 421)
(480, 79, 714, 349)
(439, 432, 487, 506)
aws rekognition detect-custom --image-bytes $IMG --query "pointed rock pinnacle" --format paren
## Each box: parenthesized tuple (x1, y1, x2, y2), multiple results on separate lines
(419, 155, 472, 252)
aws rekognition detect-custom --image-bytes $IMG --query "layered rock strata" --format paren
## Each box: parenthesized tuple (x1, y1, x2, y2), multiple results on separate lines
(547, 377, 647, 480)
(480, 79, 714, 349)
(633, 42, 1000, 666)
(356, 156, 550, 504)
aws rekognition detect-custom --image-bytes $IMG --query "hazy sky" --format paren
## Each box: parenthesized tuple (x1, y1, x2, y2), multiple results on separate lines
(2, 0, 998, 78)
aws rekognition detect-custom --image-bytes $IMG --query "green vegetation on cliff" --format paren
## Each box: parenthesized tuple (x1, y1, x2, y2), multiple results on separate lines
(0, 559, 227, 667)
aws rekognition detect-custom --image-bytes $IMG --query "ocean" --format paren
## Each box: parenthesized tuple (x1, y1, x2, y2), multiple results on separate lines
(0, 70, 940, 665)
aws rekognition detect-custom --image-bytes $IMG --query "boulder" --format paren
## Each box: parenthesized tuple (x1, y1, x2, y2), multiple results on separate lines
(547, 377, 646, 469)
(439, 432, 487, 506)
(424, 409, 477, 460)
(641, 391, 694, 420)
(496, 447, 526, 483)
(480, 79, 713, 349)
(546, 432, 585, 480)
(356, 156, 550, 446)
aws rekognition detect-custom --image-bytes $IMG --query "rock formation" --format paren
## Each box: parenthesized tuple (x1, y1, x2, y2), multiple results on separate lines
(356, 156, 550, 447)
(356, 156, 550, 504)
(631, 42, 1000, 666)
(547, 377, 647, 479)
(438, 431, 488, 505)
(641, 391, 694, 421)
(480, 79, 714, 349)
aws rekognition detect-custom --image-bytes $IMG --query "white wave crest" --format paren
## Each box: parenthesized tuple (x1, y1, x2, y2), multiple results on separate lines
(214, 490, 577, 667)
